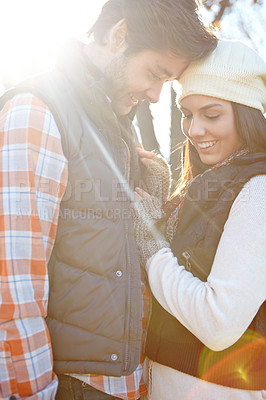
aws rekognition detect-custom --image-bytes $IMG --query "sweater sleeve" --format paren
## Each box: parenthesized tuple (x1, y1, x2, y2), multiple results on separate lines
(146, 175, 266, 351)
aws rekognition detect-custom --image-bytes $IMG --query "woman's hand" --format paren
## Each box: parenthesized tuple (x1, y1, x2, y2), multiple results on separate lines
(137, 146, 157, 166)
(137, 146, 172, 203)
(131, 192, 170, 266)
(134, 187, 151, 201)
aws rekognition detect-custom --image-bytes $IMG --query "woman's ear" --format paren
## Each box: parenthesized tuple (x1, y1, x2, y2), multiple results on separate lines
(108, 19, 128, 53)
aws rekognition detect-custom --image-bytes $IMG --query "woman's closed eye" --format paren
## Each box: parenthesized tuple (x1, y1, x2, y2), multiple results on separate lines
(205, 114, 220, 120)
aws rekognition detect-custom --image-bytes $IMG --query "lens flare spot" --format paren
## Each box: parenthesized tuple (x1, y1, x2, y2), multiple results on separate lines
(198, 329, 266, 388)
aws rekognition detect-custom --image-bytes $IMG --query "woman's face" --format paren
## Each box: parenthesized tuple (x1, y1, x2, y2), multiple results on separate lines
(180, 95, 243, 165)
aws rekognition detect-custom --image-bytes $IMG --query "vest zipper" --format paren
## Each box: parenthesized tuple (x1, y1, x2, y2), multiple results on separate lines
(122, 138, 131, 372)
(124, 219, 131, 372)
(182, 251, 192, 271)
(182, 250, 209, 280)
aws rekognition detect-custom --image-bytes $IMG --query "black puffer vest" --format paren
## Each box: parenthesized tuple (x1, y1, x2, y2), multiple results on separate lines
(146, 153, 266, 390)
(0, 40, 144, 376)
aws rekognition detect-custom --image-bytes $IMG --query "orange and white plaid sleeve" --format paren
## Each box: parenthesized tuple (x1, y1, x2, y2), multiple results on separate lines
(0, 94, 67, 399)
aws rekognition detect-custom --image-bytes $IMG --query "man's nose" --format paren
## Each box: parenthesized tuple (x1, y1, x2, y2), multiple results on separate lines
(145, 82, 164, 103)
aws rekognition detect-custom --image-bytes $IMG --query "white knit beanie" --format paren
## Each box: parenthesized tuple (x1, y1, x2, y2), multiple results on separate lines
(176, 40, 266, 113)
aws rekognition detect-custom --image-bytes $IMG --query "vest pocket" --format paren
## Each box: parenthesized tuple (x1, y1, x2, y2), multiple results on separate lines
(181, 249, 210, 281)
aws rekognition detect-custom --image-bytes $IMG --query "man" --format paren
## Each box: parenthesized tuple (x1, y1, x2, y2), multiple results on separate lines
(0, 0, 217, 399)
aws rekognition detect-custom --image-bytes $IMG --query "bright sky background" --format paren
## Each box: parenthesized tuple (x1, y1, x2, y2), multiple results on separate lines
(0, 0, 106, 88)
(1, 0, 265, 89)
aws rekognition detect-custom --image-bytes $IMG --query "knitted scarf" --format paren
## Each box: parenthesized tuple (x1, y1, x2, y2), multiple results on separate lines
(163, 148, 249, 243)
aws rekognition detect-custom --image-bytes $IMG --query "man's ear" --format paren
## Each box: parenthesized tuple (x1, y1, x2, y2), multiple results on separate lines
(108, 19, 128, 53)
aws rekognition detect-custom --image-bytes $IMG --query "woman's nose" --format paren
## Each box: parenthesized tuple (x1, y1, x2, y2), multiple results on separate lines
(188, 117, 205, 138)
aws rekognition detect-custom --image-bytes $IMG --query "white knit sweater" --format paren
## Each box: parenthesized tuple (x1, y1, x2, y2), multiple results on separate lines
(145, 175, 266, 400)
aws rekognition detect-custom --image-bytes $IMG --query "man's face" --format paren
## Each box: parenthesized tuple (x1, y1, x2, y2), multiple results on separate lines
(104, 49, 189, 116)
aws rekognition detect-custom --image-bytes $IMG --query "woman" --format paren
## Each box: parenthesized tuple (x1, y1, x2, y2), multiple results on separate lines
(132, 40, 266, 400)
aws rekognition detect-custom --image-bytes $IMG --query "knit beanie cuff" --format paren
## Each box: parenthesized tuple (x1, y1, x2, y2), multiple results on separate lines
(175, 40, 266, 113)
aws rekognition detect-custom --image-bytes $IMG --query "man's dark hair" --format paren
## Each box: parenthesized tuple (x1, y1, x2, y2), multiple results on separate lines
(88, 0, 217, 61)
